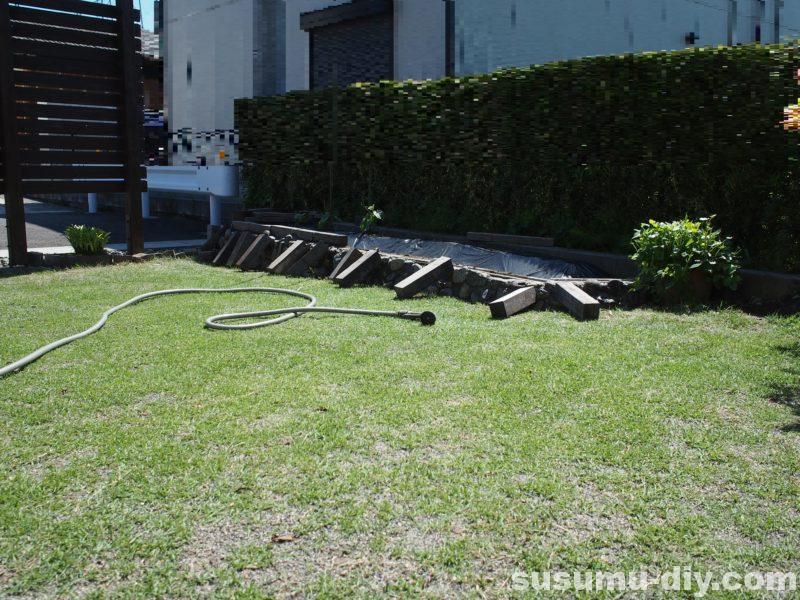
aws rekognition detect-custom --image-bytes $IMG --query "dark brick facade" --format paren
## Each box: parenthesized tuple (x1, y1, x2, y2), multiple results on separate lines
(310, 13, 393, 90)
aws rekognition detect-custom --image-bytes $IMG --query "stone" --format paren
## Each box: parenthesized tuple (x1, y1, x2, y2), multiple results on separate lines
(388, 258, 405, 271)
(404, 262, 421, 274)
(466, 270, 488, 288)
(452, 268, 468, 284)
(459, 284, 471, 300)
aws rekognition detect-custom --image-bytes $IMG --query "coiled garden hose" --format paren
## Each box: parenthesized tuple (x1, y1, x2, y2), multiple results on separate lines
(0, 287, 436, 378)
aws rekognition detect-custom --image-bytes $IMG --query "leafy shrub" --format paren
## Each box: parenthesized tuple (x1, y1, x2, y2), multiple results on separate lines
(65, 225, 110, 256)
(631, 217, 741, 302)
(236, 44, 800, 273)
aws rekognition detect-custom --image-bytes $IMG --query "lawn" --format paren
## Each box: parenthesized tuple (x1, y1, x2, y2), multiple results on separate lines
(1, 259, 798, 598)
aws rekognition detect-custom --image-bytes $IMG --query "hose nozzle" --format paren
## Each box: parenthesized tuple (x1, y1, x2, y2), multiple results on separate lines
(398, 311, 437, 326)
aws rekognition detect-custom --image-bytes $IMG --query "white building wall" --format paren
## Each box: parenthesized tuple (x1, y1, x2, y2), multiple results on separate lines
(394, 0, 446, 81)
(165, 0, 800, 126)
(454, 0, 800, 76)
(164, 0, 255, 132)
(761, 0, 800, 44)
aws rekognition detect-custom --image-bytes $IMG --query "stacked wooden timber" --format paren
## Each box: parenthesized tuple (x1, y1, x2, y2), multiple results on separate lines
(467, 232, 555, 248)
(394, 257, 454, 299)
(335, 250, 382, 288)
(205, 223, 339, 276)
(197, 221, 631, 321)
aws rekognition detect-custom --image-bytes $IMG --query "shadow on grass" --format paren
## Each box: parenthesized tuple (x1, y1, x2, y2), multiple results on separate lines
(0, 265, 50, 279)
(638, 298, 800, 318)
(770, 342, 800, 433)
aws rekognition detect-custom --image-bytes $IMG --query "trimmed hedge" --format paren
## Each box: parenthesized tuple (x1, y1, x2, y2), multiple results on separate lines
(236, 44, 800, 273)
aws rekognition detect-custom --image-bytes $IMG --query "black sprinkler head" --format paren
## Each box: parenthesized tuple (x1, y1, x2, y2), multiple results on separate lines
(420, 311, 437, 326)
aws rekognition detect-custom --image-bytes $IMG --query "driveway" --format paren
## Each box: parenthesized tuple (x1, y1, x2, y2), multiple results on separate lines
(0, 196, 206, 252)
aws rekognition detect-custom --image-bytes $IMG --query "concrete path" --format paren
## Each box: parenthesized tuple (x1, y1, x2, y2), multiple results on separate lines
(0, 196, 206, 252)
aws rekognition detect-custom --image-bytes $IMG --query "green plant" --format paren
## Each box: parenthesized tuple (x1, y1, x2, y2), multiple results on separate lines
(360, 204, 383, 233)
(64, 225, 110, 256)
(2, 259, 800, 596)
(318, 211, 335, 231)
(236, 44, 800, 273)
(293, 212, 311, 226)
(631, 217, 741, 302)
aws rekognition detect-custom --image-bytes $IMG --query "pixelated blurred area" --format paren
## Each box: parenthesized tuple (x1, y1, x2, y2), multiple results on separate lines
(168, 129, 239, 166)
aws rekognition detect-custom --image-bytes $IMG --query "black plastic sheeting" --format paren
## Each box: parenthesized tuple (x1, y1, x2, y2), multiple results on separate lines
(349, 234, 602, 279)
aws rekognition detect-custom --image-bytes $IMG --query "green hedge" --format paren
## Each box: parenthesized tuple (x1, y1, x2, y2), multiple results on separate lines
(235, 44, 800, 273)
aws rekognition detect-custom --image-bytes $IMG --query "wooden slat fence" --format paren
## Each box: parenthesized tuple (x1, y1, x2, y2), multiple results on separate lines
(0, 0, 145, 263)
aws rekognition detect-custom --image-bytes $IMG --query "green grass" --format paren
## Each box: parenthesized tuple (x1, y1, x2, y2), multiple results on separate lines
(1, 259, 799, 598)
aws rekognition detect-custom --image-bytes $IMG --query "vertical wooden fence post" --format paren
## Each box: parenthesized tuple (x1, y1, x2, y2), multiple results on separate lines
(118, 0, 144, 255)
(0, 0, 29, 265)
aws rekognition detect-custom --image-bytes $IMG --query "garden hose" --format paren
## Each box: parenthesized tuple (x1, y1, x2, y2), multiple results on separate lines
(0, 287, 436, 378)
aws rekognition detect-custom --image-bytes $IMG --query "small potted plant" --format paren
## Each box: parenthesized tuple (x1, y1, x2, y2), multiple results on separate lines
(630, 217, 741, 305)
